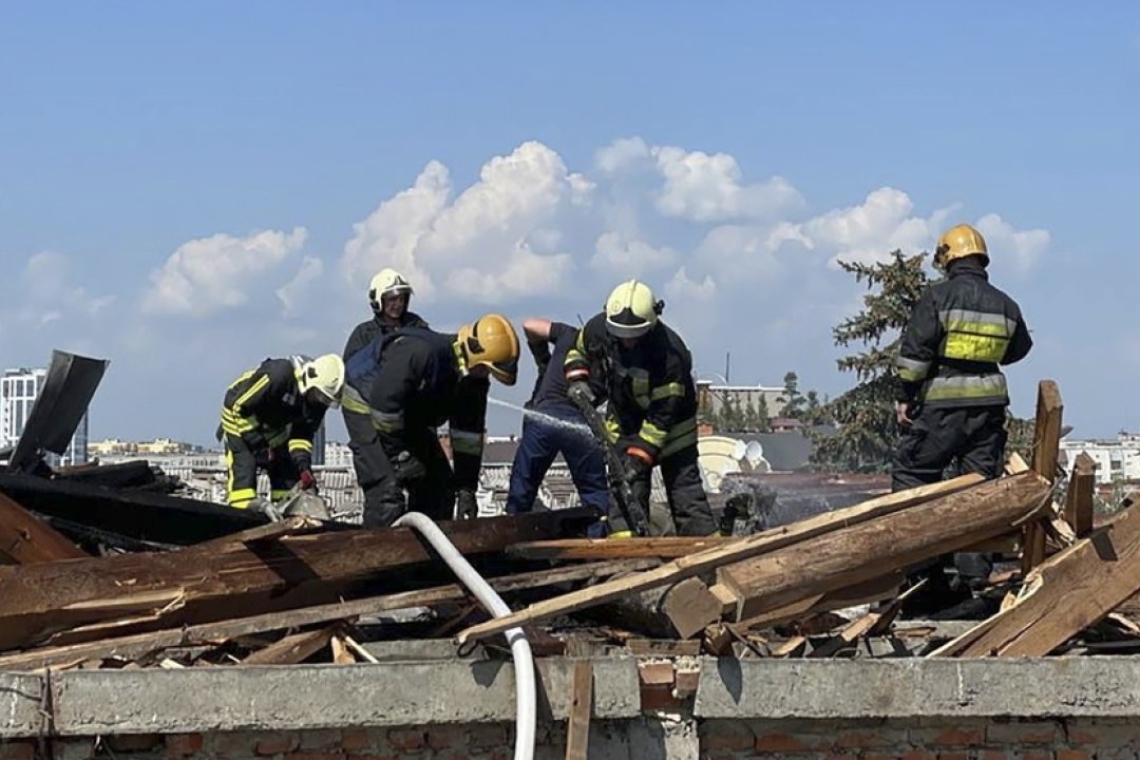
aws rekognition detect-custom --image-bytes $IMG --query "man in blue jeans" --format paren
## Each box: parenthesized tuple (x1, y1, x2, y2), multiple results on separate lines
(506, 318, 609, 515)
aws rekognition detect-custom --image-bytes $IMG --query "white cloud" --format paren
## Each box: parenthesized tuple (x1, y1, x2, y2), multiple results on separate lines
(664, 267, 717, 301)
(595, 136, 651, 174)
(141, 227, 308, 317)
(15, 251, 116, 327)
(339, 141, 592, 304)
(975, 213, 1050, 271)
(800, 187, 959, 267)
(276, 257, 325, 315)
(651, 145, 804, 222)
(591, 230, 677, 275)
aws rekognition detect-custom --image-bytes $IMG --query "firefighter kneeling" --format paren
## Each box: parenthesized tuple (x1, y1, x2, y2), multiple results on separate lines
(219, 354, 346, 515)
(564, 280, 719, 537)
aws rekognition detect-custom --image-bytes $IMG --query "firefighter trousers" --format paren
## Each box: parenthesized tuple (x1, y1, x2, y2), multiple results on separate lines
(223, 433, 298, 508)
(891, 405, 1008, 491)
(608, 445, 718, 537)
(891, 404, 1008, 611)
(361, 427, 455, 528)
(343, 408, 395, 490)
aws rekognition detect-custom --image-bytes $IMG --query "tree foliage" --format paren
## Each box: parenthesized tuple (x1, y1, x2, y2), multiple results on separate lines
(810, 251, 930, 472)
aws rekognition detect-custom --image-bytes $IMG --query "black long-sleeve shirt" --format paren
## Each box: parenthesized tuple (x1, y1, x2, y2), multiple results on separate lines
(368, 328, 489, 489)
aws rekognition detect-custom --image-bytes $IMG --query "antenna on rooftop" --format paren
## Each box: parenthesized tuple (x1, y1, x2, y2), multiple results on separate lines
(725, 351, 731, 384)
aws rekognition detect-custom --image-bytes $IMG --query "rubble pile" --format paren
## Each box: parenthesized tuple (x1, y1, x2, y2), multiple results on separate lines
(0, 378, 1135, 671)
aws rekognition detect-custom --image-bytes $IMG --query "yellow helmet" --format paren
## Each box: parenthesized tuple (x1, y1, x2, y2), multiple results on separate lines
(369, 268, 414, 311)
(605, 279, 661, 339)
(458, 314, 520, 386)
(297, 354, 346, 405)
(934, 224, 989, 271)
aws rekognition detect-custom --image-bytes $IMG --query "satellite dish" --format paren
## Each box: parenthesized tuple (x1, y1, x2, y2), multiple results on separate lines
(744, 440, 764, 466)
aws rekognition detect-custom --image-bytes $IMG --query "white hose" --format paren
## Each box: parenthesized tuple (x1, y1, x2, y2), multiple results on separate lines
(392, 512, 535, 760)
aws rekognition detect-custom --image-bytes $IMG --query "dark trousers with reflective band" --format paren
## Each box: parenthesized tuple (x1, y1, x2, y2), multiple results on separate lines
(223, 434, 298, 507)
(361, 427, 454, 529)
(608, 445, 718, 537)
(343, 407, 394, 491)
(891, 404, 1007, 605)
(506, 409, 609, 514)
(891, 405, 1008, 491)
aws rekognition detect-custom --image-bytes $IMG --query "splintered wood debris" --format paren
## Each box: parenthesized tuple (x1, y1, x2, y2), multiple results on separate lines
(0, 378, 1135, 671)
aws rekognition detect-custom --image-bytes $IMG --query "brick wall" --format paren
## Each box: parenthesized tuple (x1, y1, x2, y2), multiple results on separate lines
(700, 717, 1140, 760)
(5, 717, 1140, 760)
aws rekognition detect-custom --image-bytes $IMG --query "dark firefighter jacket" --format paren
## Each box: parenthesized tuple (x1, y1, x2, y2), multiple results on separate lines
(895, 261, 1033, 408)
(365, 327, 489, 490)
(220, 358, 327, 472)
(342, 311, 430, 362)
(564, 313, 699, 461)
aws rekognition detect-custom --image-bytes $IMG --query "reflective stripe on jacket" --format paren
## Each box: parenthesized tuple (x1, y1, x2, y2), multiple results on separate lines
(895, 262, 1032, 408)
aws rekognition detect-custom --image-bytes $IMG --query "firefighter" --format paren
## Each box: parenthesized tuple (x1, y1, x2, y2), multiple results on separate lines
(505, 318, 609, 515)
(352, 314, 520, 528)
(563, 280, 719, 537)
(891, 224, 1033, 612)
(219, 354, 345, 513)
(341, 269, 430, 509)
(892, 223, 1033, 490)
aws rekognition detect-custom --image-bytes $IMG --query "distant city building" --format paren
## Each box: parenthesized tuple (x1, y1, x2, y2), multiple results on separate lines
(312, 420, 327, 466)
(324, 440, 353, 468)
(1060, 432, 1140, 485)
(696, 380, 789, 419)
(0, 367, 89, 467)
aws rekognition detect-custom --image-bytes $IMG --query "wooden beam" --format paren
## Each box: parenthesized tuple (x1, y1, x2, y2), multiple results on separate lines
(661, 577, 725, 639)
(1065, 452, 1097, 539)
(242, 626, 337, 666)
(729, 573, 904, 633)
(564, 662, 593, 760)
(716, 472, 1051, 622)
(0, 558, 655, 671)
(0, 505, 598, 652)
(0, 492, 88, 564)
(195, 516, 324, 550)
(953, 504, 1140, 657)
(456, 474, 985, 644)
(508, 536, 729, 561)
(1023, 380, 1064, 574)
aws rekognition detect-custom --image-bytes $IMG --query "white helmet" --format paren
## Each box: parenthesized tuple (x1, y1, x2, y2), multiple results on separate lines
(297, 354, 346, 405)
(605, 279, 661, 339)
(369, 268, 414, 312)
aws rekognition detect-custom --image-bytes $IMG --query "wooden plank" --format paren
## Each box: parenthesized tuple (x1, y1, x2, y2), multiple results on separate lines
(509, 536, 729, 561)
(456, 474, 985, 644)
(195, 516, 323, 550)
(1065, 452, 1097, 538)
(625, 639, 702, 657)
(330, 634, 355, 664)
(1023, 380, 1064, 574)
(0, 505, 599, 652)
(1005, 452, 1030, 475)
(565, 661, 593, 760)
(242, 626, 337, 666)
(0, 558, 654, 670)
(717, 472, 1050, 621)
(661, 577, 725, 639)
(0, 492, 88, 564)
(729, 573, 904, 633)
(955, 505, 1140, 657)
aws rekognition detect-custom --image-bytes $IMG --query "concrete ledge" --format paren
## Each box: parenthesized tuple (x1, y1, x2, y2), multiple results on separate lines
(48, 658, 640, 736)
(695, 657, 1140, 719)
(0, 672, 45, 738)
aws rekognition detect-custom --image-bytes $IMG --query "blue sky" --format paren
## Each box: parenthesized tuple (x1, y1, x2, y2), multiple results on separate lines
(1, 2, 1138, 445)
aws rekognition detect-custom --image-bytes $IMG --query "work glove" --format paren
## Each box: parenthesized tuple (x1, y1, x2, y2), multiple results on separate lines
(567, 381, 595, 411)
(455, 488, 479, 520)
(390, 450, 427, 485)
(622, 448, 654, 483)
(298, 469, 318, 493)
